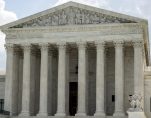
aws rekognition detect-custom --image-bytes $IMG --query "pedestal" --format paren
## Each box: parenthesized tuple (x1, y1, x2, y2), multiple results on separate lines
(127, 112, 146, 118)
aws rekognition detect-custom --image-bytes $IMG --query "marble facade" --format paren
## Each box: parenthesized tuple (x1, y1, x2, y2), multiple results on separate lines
(0, 1, 150, 118)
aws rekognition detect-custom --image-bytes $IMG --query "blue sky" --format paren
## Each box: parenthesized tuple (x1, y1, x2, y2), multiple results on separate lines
(5, 0, 57, 18)
(0, 0, 151, 72)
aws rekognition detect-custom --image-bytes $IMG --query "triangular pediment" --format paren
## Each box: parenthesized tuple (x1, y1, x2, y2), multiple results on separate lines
(0, 1, 147, 29)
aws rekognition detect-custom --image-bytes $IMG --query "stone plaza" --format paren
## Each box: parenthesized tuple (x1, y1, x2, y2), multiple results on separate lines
(0, 1, 151, 118)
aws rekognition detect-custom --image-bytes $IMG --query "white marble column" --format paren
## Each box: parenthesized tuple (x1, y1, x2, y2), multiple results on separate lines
(4, 44, 14, 114)
(18, 54, 23, 114)
(65, 50, 70, 115)
(20, 44, 31, 116)
(94, 41, 105, 117)
(133, 41, 144, 108)
(11, 48, 20, 116)
(55, 43, 66, 116)
(30, 51, 36, 116)
(48, 50, 53, 115)
(76, 42, 87, 116)
(113, 41, 125, 117)
(37, 43, 49, 116)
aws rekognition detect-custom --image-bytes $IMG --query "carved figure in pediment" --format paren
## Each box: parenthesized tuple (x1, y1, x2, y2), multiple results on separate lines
(59, 10, 67, 25)
(114, 19, 120, 23)
(93, 14, 100, 24)
(100, 14, 107, 23)
(29, 20, 37, 27)
(81, 10, 85, 24)
(75, 9, 82, 24)
(52, 14, 59, 26)
(106, 16, 113, 23)
(31, 22, 38, 27)
(85, 12, 90, 24)
(37, 17, 44, 26)
(23, 22, 29, 27)
(89, 13, 94, 24)
(45, 15, 52, 26)
(68, 8, 75, 25)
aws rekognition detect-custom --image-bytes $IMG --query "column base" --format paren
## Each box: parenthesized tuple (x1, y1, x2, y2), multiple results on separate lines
(94, 111, 105, 118)
(113, 111, 125, 118)
(75, 112, 86, 117)
(55, 112, 66, 117)
(19, 111, 30, 116)
(10, 112, 18, 116)
(37, 112, 48, 117)
(127, 111, 146, 118)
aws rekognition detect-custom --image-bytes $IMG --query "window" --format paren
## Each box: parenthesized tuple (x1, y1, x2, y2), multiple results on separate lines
(112, 95, 115, 102)
(0, 99, 4, 113)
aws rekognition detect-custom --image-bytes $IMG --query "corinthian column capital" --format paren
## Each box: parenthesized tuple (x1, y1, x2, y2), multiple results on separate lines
(133, 41, 144, 48)
(77, 42, 87, 49)
(57, 42, 66, 49)
(5, 43, 14, 51)
(95, 41, 106, 49)
(22, 43, 32, 52)
(39, 43, 49, 51)
(114, 41, 124, 48)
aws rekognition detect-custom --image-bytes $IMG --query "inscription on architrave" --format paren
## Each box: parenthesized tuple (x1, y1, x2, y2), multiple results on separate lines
(11, 7, 136, 28)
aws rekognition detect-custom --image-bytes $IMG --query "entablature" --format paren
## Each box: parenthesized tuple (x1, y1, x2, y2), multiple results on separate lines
(4, 23, 143, 40)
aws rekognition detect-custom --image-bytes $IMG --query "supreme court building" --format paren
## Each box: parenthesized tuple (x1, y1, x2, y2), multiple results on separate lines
(1, 2, 151, 118)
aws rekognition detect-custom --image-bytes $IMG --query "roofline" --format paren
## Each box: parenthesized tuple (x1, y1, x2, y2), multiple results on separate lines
(0, 1, 147, 29)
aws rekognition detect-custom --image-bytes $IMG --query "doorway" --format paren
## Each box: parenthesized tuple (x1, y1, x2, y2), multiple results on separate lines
(69, 82, 78, 116)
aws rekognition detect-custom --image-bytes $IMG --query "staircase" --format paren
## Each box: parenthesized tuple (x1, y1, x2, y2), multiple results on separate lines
(0, 116, 128, 118)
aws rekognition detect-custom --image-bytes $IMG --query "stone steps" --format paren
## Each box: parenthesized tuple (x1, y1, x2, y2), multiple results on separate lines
(0, 116, 128, 118)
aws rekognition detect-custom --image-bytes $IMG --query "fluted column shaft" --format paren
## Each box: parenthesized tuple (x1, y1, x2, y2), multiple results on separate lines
(134, 41, 144, 108)
(76, 43, 87, 116)
(113, 42, 125, 117)
(20, 44, 31, 116)
(55, 43, 66, 116)
(37, 44, 49, 116)
(4, 44, 17, 115)
(94, 42, 105, 117)
(11, 49, 20, 116)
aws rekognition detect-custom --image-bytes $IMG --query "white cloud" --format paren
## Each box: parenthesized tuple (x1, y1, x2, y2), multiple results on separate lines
(0, 0, 17, 71)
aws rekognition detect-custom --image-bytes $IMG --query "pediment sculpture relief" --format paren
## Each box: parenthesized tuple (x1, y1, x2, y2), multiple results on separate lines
(11, 7, 136, 28)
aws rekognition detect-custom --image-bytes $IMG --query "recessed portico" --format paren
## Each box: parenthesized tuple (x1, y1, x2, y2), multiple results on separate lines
(4, 39, 144, 117)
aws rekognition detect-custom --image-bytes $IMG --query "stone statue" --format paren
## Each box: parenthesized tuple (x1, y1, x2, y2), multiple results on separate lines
(100, 14, 106, 23)
(52, 14, 59, 26)
(89, 13, 94, 24)
(85, 12, 90, 24)
(93, 13, 100, 24)
(59, 10, 67, 25)
(37, 17, 44, 26)
(68, 8, 75, 25)
(75, 9, 82, 24)
(81, 10, 85, 24)
(45, 15, 52, 26)
(128, 94, 143, 112)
